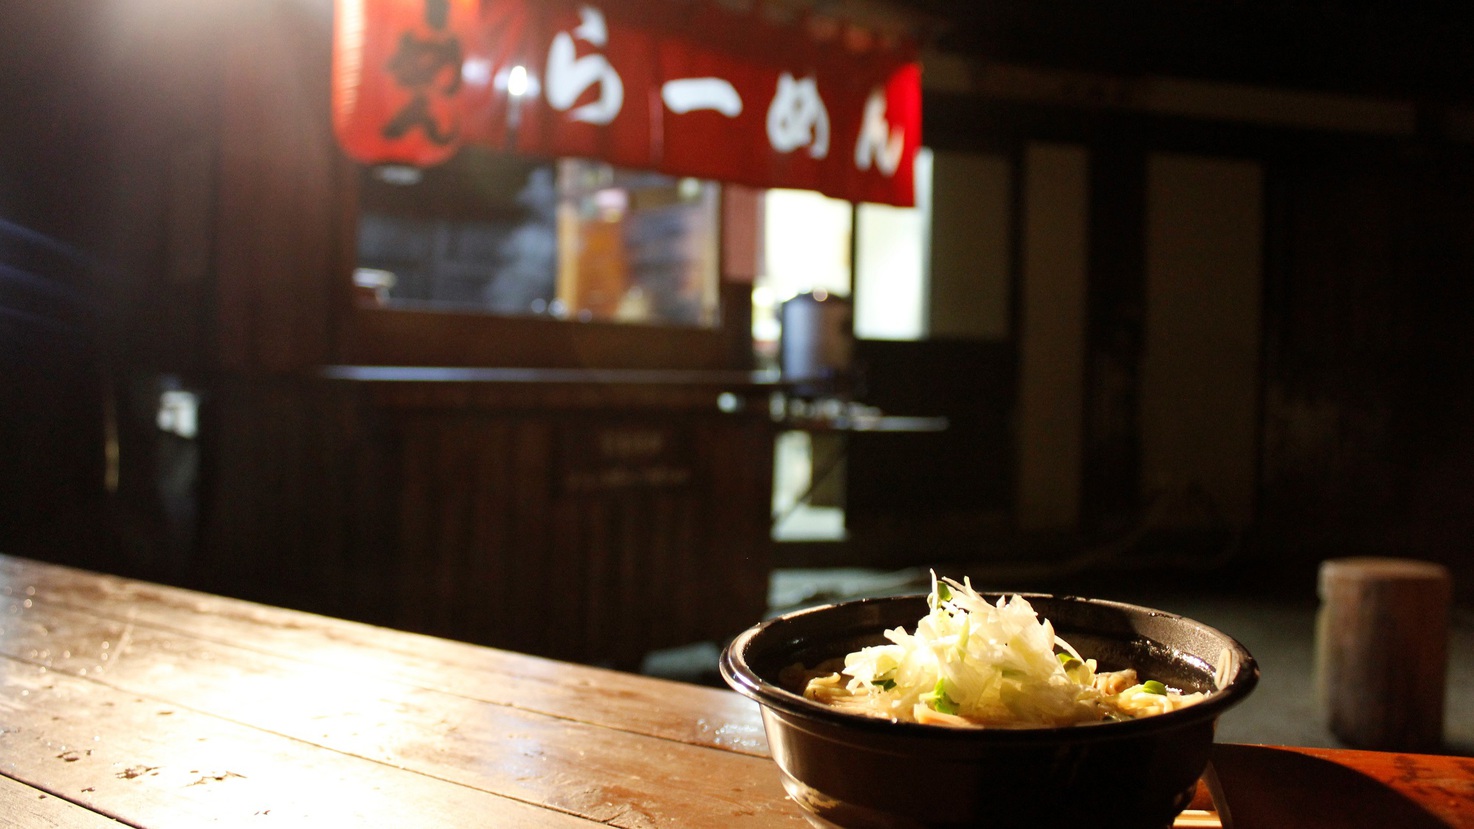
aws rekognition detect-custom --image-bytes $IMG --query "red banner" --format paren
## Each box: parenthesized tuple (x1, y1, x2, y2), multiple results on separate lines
(333, 0, 922, 205)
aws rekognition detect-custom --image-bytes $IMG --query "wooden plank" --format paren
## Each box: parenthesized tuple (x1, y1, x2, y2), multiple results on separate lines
(672, 485, 702, 645)
(547, 487, 588, 663)
(0, 659, 598, 828)
(0, 594, 803, 828)
(214, 0, 341, 373)
(580, 495, 615, 661)
(382, 408, 764, 663)
(614, 490, 644, 668)
(338, 305, 734, 371)
(703, 418, 775, 641)
(509, 418, 555, 657)
(196, 379, 377, 619)
(393, 418, 431, 635)
(0, 557, 770, 758)
(0, 774, 127, 828)
(431, 417, 473, 639)
(466, 418, 510, 650)
(646, 494, 680, 655)
(1211, 743, 1474, 828)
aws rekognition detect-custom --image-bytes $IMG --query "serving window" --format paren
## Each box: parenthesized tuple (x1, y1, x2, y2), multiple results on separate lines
(354, 149, 721, 328)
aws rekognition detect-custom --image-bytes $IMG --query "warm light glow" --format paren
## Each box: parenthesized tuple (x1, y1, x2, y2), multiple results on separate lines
(763, 189, 852, 298)
(854, 147, 932, 341)
(462, 57, 493, 88)
(374, 165, 423, 186)
(157, 390, 199, 439)
(507, 65, 529, 97)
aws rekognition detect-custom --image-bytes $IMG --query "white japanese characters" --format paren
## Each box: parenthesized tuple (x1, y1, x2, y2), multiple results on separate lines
(853, 86, 904, 176)
(546, 6, 624, 124)
(538, 4, 904, 176)
(765, 72, 831, 159)
(661, 78, 743, 117)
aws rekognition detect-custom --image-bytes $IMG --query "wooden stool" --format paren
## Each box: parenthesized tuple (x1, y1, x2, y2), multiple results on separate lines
(1315, 557, 1452, 751)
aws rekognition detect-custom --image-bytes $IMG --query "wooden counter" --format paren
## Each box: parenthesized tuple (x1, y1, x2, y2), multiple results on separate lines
(195, 368, 778, 669)
(2, 555, 1471, 828)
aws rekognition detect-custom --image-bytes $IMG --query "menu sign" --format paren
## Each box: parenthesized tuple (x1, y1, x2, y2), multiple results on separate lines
(333, 0, 922, 205)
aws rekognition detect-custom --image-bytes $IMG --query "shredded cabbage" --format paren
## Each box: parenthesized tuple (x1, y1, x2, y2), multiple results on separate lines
(797, 573, 1206, 727)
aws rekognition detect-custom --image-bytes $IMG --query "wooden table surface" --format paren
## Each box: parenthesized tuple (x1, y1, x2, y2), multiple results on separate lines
(1, 554, 1469, 828)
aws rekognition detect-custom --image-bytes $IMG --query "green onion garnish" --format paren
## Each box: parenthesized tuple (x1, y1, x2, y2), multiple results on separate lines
(930, 678, 960, 714)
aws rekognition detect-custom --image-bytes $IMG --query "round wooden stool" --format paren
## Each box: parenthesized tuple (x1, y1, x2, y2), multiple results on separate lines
(1315, 557, 1452, 751)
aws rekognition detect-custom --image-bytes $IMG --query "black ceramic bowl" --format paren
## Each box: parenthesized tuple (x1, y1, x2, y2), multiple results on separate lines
(721, 593, 1258, 829)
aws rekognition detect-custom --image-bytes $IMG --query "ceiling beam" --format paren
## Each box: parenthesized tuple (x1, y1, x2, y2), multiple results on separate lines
(887, 0, 1474, 103)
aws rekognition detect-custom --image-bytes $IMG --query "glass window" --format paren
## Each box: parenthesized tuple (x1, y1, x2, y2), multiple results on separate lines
(761, 188, 853, 299)
(752, 188, 853, 366)
(556, 160, 721, 326)
(855, 148, 932, 341)
(354, 149, 720, 328)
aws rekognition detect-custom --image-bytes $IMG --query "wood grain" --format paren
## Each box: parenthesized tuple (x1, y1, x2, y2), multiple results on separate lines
(0, 664, 598, 828)
(192, 372, 776, 666)
(1211, 743, 1474, 828)
(339, 305, 737, 371)
(0, 775, 127, 829)
(0, 556, 799, 828)
(6, 556, 1470, 829)
(0, 557, 769, 757)
(384, 406, 772, 663)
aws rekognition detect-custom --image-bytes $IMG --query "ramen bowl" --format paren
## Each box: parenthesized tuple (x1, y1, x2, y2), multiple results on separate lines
(720, 593, 1258, 829)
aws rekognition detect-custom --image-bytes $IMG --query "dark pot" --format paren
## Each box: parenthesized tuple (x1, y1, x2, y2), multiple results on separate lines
(720, 593, 1258, 829)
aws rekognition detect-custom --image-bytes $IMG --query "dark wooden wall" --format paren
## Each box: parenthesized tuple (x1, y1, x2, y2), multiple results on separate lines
(0, 220, 108, 562)
(841, 338, 1016, 558)
(190, 376, 774, 664)
(380, 383, 774, 665)
(924, 94, 1474, 597)
(1259, 149, 1474, 587)
(0, 3, 114, 566)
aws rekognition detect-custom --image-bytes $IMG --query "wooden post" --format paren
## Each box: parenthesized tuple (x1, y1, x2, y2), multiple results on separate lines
(1315, 557, 1452, 751)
